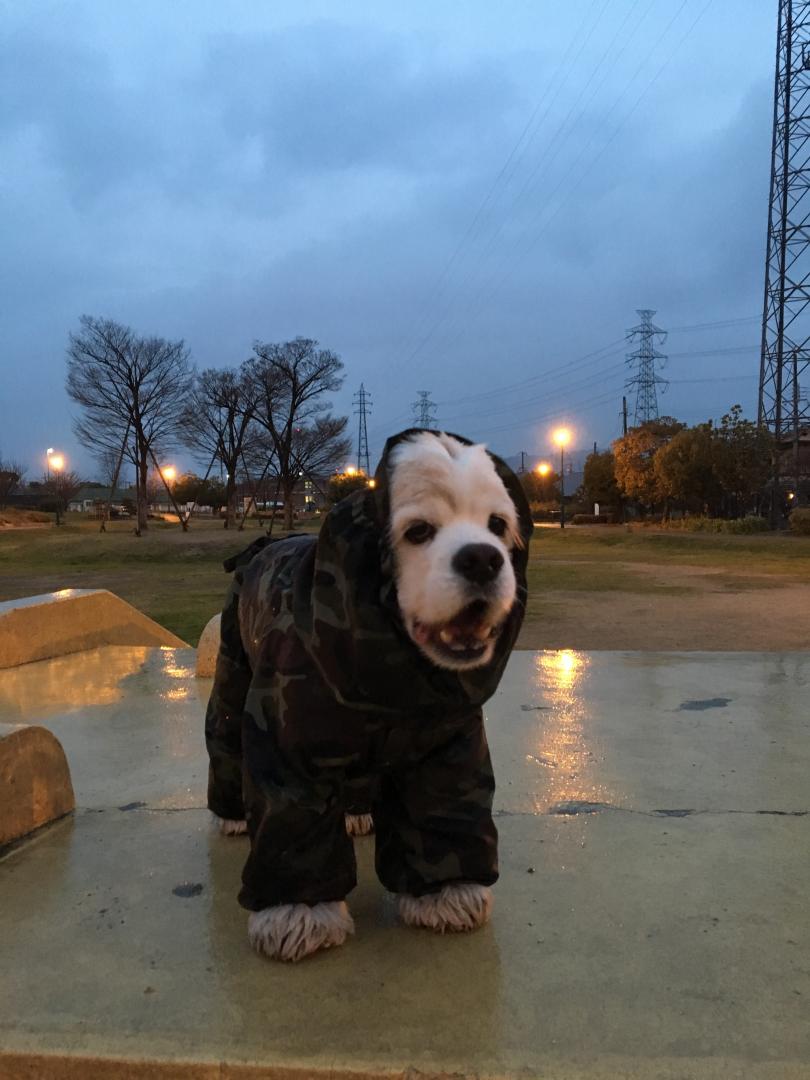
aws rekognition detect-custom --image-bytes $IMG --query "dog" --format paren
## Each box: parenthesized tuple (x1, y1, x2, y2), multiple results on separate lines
(205, 429, 532, 961)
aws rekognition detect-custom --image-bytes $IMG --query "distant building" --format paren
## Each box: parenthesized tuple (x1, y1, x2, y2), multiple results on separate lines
(67, 486, 137, 514)
(235, 475, 329, 517)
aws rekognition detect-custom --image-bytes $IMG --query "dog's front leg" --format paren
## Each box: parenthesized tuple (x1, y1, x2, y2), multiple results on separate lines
(238, 750, 359, 962)
(247, 901, 354, 962)
(376, 710, 498, 934)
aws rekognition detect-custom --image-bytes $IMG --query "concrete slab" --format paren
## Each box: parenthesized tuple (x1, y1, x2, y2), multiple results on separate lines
(0, 590, 188, 669)
(0, 648, 808, 1079)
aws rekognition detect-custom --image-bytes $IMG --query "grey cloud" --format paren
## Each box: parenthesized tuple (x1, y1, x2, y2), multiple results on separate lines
(199, 23, 518, 176)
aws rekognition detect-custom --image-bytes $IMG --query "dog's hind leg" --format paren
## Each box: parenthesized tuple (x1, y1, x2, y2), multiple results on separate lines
(398, 883, 493, 932)
(205, 579, 251, 827)
(214, 814, 248, 836)
(248, 901, 355, 962)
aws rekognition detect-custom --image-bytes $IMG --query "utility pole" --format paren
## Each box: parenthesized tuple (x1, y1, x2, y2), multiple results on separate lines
(353, 383, 372, 475)
(625, 310, 668, 426)
(760, 2, 810, 523)
(411, 390, 438, 430)
(519, 451, 527, 474)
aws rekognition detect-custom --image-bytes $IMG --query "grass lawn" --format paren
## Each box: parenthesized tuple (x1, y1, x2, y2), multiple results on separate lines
(1, 516, 809, 649)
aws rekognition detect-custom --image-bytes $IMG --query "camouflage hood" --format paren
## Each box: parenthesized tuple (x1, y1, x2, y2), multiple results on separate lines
(284, 428, 533, 717)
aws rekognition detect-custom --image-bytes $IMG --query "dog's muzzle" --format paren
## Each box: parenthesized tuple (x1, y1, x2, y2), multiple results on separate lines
(412, 598, 503, 663)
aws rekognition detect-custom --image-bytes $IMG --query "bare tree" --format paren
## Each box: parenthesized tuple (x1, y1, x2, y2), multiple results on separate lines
(246, 338, 350, 530)
(0, 458, 26, 507)
(66, 315, 193, 534)
(178, 365, 260, 528)
(289, 414, 351, 497)
(43, 470, 83, 525)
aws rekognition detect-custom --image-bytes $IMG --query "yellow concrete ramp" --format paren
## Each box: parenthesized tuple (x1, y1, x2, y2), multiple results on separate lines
(0, 590, 187, 668)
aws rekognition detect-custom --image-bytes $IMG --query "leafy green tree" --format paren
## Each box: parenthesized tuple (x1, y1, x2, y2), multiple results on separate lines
(653, 424, 720, 515)
(519, 468, 560, 509)
(0, 459, 25, 507)
(713, 405, 774, 516)
(171, 472, 227, 510)
(326, 471, 370, 505)
(613, 417, 683, 511)
(582, 450, 621, 508)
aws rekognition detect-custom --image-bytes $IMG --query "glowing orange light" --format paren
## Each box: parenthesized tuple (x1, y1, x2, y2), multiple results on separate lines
(345, 466, 358, 477)
(50, 454, 65, 472)
(162, 466, 177, 482)
(552, 427, 571, 448)
(535, 462, 551, 477)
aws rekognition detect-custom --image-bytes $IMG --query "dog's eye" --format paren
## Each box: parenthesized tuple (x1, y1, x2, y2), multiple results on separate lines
(488, 515, 508, 538)
(404, 521, 436, 545)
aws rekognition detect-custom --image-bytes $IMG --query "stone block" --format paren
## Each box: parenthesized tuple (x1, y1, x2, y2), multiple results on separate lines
(0, 723, 74, 846)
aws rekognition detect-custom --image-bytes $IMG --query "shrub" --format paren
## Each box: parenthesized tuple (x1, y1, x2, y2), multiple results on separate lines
(789, 508, 810, 536)
(662, 516, 769, 534)
(569, 513, 615, 525)
(725, 515, 770, 534)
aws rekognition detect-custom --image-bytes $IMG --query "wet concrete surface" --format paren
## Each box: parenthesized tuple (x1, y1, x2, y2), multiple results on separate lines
(0, 646, 808, 1078)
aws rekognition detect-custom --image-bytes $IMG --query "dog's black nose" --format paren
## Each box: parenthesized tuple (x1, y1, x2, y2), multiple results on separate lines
(452, 543, 504, 586)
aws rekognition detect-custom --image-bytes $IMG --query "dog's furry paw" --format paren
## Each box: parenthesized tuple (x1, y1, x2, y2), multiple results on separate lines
(345, 812, 374, 837)
(398, 883, 493, 933)
(212, 813, 248, 837)
(247, 901, 354, 962)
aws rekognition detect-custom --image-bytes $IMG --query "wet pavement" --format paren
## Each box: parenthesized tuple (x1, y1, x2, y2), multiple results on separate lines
(1, 646, 808, 1078)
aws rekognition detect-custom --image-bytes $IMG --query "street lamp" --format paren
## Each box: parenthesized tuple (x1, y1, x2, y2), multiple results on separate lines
(535, 461, 551, 505)
(46, 447, 54, 481)
(161, 466, 176, 513)
(552, 428, 571, 529)
(345, 466, 358, 477)
(51, 454, 65, 526)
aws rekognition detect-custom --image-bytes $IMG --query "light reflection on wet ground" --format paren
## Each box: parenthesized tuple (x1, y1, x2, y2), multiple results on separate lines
(489, 649, 619, 820)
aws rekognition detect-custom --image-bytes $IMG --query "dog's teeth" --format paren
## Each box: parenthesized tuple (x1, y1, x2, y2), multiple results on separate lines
(473, 625, 492, 642)
(439, 629, 453, 644)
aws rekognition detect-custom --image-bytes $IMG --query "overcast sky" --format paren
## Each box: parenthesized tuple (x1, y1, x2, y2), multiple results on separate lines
(1, 0, 775, 478)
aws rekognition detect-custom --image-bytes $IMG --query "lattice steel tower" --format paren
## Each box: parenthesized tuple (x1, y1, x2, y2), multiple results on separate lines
(625, 309, 668, 426)
(759, 0, 810, 436)
(353, 383, 372, 475)
(411, 390, 438, 429)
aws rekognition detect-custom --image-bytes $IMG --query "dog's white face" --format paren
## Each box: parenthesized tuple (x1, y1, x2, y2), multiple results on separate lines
(388, 432, 521, 671)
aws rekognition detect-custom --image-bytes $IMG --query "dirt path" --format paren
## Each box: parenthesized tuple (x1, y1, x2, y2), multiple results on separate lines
(518, 560, 810, 650)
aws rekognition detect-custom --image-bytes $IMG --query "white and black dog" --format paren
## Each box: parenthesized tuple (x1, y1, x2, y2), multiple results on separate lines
(205, 430, 532, 961)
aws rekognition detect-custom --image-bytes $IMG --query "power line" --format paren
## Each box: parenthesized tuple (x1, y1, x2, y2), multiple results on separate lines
(403, 0, 664, 377)
(389, 0, 615, 373)
(411, 0, 712, 374)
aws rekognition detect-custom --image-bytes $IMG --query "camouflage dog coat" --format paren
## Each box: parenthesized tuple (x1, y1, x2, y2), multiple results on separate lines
(205, 429, 533, 911)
